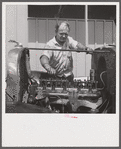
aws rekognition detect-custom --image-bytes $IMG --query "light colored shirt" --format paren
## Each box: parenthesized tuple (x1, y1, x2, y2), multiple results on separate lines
(42, 36, 78, 77)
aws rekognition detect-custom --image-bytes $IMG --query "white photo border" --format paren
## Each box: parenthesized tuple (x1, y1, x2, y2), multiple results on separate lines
(2, 2, 119, 147)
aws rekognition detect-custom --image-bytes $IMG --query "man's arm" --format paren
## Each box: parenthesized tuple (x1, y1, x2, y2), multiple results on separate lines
(68, 36, 93, 52)
(76, 42, 87, 51)
(76, 42, 93, 53)
(40, 55, 56, 75)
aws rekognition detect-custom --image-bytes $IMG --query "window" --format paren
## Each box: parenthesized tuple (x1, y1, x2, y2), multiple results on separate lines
(88, 5, 116, 21)
(28, 5, 85, 19)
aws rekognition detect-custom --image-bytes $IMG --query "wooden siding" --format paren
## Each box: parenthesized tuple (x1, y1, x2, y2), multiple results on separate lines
(6, 5, 28, 77)
(6, 5, 28, 54)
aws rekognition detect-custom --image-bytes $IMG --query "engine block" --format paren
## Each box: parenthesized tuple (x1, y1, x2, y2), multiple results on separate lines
(26, 77, 102, 113)
(6, 45, 116, 113)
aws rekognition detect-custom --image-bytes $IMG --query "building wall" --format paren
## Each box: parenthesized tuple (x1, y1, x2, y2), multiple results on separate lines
(6, 5, 28, 53)
(6, 5, 28, 77)
(6, 5, 116, 78)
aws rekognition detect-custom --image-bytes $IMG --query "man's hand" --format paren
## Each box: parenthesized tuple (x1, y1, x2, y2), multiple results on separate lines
(86, 47, 93, 54)
(44, 63, 56, 75)
(49, 67, 56, 75)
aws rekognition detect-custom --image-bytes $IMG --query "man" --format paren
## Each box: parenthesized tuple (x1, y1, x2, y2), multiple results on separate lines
(40, 21, 92, 82)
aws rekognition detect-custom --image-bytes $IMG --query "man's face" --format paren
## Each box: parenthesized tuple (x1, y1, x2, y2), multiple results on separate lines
(56, 25, 69, 43)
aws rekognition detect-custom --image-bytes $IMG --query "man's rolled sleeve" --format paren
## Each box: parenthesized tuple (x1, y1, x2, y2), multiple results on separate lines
(41, 44, 52, 59)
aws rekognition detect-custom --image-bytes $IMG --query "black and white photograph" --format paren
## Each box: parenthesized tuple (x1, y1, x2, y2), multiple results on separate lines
(2, 1, 119, 147)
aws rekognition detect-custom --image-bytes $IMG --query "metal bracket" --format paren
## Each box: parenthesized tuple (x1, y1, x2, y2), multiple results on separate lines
(8, 40, 23, 47)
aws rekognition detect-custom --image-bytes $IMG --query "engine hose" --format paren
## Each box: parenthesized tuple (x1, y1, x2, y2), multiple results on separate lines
(102, 100, 110, 113)
(97, 71, 107, 91)
(97, 97, 108, 110)
(6, 91, 15, 101)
